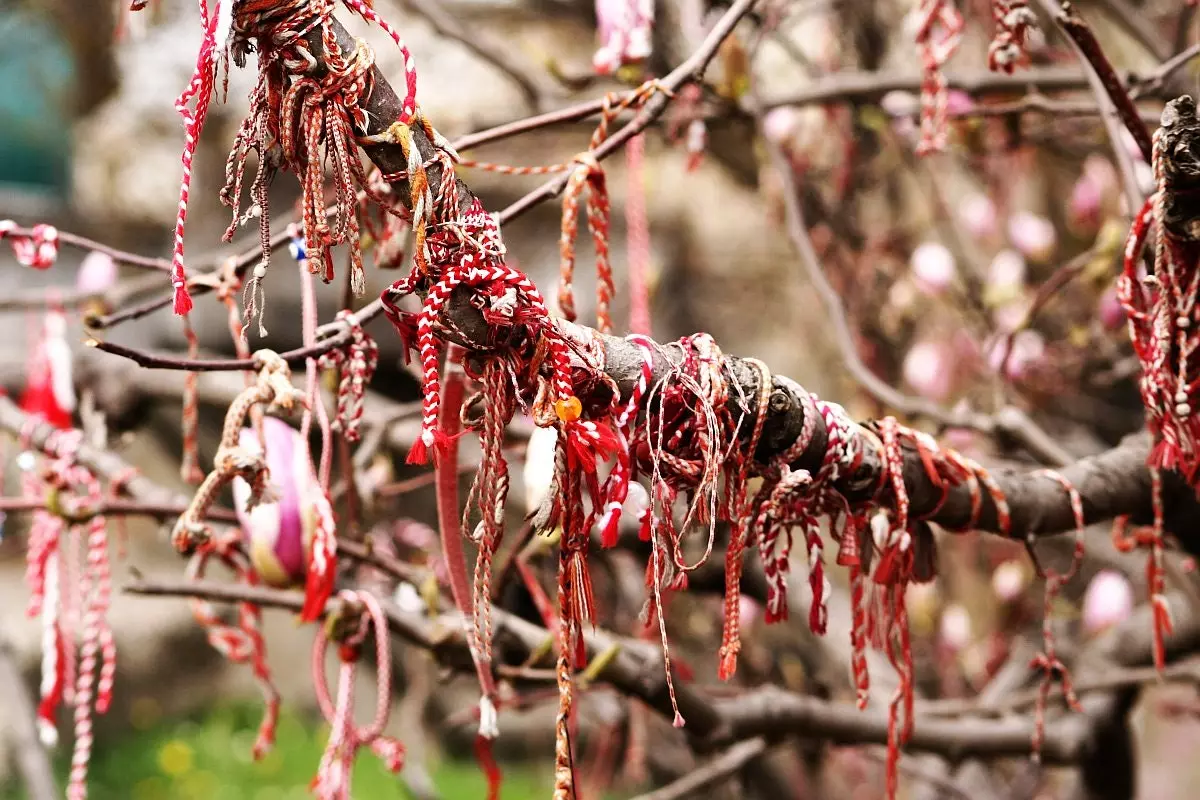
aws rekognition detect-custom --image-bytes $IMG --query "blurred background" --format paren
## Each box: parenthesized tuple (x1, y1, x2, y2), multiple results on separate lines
(1, 0, 1199, 798)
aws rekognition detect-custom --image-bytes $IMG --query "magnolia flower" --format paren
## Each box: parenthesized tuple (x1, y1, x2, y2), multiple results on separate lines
(903, 339, 955, 402)
(75, 251, 118, 295)
(910, 241, 956, 295)
(233, 417, 333, 589)
(939, 604, 972, 651)
(1082, 570, 1133, 635)
(991, 559, 1028, 602)
(593, 0, 655, 75)
(1007, 211, 1056, 262)
(959, 193, 998, 240)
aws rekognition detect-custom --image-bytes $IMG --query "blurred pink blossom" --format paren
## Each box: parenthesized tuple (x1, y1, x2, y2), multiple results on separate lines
(910, 241, 956, 294)
(991, 559, 1028, 602)
(762, 107, 799, 146)
(988, 329, 1045, 380)
(939, 604, 972, 651)
(988, 249, 1027, 291)
(739, 594, 763, 629)
(1082, 570, 1133, 635)
(959, 193, 998, 240)
(903, 338, 955, 402)
(75, 251, 118, 295)
(945, 90, 973, 116)
(1069, 155, 1117, 228)
(593, 0, 654, 74)
(1098, 286, 1126, 330)
(1007, 211, 1057, 262)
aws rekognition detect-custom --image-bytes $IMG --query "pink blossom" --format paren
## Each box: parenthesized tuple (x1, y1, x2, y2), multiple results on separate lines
(593, 0, 654, 75)
(762, 107, 799, 146)
(903, 338, 955, 402)
(959, 193, 998, 240)
(1098, 286, 1126, 330)
(991, 559, 1028, 602)
(1069, 155, 1117, 228)
(1082, 570, 1133, 635)
(75, 251, 118, 295)
(945, 90, 973, 116)
(910, 241, 956, 294)
(739, 594, 763, 629)
(233, 417, 330, 588)
(939, 604, 972, 651)
(1007, 211, 1057, 262)
(988, 249, 1027, 291)
(987, 329, 1045, 380)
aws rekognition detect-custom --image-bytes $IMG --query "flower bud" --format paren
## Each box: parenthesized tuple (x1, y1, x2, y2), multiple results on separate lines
(1007, 211, 1056, 262)
(75, 251, 118, 295)
(959, 193, 998, 240)
(991, 559, 1028, 602)
(910, 241, 956, 295)
(233, 417, 328, 588)
(1082, 570, 1133, 635)
(903, 338, 955, 402)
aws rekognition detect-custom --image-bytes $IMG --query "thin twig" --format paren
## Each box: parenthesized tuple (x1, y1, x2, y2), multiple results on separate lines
(1042, 0, 1150, 215)
(628, 737, 767, 800)
(3, 226, 171, 272)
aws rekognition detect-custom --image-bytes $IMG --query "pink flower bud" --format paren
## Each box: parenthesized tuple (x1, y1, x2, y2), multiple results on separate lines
(903, 338, 955, 402)
(986, 328, 1045, 380)
(1082, 570, 1133, 635)
(739, 594, 763, 629)
(959, 193, 998, 240)
(1098, 286, 1126, 330)
(75, 251, 118, 295)
(910, 241, 956, 294)
(762, 107, 800, 146)
(945, 90, 973, 116)
(1069, 155, 1117, 229)
(988, 249, 1027, 291)
(1007, 211, 1056, 262)
(939, 604, 972, 651)
(233, 417, 328, 588)
(991, 559, 1027, 602)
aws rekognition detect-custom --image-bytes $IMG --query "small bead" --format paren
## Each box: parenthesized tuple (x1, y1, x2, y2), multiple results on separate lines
(1178, 316, 1191, 328)
(1177, 403, 1192, 417)
(253, 264, 267, 279)
(554, 396, 583, 423)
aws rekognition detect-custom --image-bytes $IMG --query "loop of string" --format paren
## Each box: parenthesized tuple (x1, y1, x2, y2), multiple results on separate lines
(311, 590, 404, 799)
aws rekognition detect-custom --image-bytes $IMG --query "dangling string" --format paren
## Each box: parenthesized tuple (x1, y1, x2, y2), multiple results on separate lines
(913, 0, 963, 155)
(1026, 469, 1085, 762)
(180, 313, 205, 484)
(311, 591, 405, 799)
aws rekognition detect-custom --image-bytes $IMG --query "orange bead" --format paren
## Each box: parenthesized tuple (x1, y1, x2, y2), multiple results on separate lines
(554, 396, 583, 423)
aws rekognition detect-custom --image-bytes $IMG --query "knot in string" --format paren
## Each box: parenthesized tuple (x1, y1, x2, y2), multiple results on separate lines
(318, 311, 378, 442)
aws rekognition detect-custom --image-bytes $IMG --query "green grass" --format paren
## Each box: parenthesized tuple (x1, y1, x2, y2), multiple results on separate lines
(2, 704, 557, 800)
